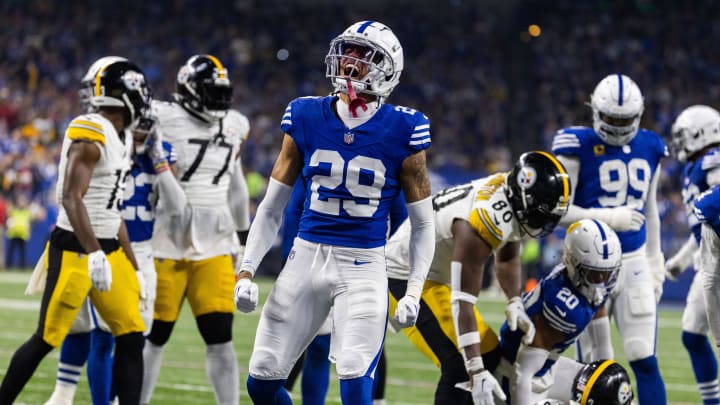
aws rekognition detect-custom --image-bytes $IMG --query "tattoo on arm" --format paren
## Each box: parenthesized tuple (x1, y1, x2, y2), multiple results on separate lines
(400, 151, 432, 202)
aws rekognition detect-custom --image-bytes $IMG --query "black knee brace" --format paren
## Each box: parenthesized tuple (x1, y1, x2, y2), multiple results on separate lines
(147, 320, 175, 346)
(196, 312, 233, 344)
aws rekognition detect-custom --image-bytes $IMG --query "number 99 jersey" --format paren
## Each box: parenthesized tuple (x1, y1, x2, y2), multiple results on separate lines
(151, 100, 250, 260)
(282, 95, 430, 248)
(552, 126, 667, 252)
(386, 172, 524, 285)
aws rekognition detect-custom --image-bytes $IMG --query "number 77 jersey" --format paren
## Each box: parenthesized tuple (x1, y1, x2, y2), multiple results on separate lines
(552, 126, 667, 252)
(283, 96, 430, 248)
(150, 100, 250, 260)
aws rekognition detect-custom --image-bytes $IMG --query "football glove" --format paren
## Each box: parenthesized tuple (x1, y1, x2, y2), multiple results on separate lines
(88, 250, 112, 292)
(505, 296, 535, 345)
(234, 278, 259, 313)
(648, 253, 665, 303)
(455, 370, 506, 405)
(591, 207, 645, 232)
(393, 295, 420, 328)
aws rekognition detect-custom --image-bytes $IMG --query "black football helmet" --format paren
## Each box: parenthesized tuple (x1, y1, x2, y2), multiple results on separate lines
(87, 60, 151, 128)
(571, 360, 634, 405)
(175, 54, 233, 121)
(506, 151, 570, 237)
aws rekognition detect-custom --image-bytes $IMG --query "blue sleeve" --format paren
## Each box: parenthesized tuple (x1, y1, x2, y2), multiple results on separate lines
(162, 141, 176, 164)
(551, 128, 582, 157)
(695, 186, 720, 230)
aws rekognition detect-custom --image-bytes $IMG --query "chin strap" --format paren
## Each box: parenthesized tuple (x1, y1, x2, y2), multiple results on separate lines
(346, 78, 368, 118)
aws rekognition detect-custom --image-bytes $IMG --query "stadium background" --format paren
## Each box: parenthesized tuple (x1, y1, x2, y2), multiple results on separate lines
(1, 0, 711, 301)
(0, 0, 718, 403)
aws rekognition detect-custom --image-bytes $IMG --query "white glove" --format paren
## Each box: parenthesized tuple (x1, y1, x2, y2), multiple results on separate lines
(234, 278, 259, 313)
(601, 207, 645, 232)
(88, 250, 112, 292)
(135, 271, 152, 312)
(648, 253, 665, 303)
(394, 295, 420, 328)
(505, 296, 535, 345)
(140, 116, 167, 167)
(455, 370, 506, 405)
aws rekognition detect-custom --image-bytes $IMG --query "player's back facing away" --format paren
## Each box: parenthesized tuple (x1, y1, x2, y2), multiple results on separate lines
(552, 125, 667, 252)
(282, 95, 430, 248)
(56, 113, 132, 238)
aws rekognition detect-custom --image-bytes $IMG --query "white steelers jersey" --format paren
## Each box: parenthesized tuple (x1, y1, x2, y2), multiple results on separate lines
(150, 100, 250, 260)
(56, 113, 132, 239)
(386, 172, 524, 285)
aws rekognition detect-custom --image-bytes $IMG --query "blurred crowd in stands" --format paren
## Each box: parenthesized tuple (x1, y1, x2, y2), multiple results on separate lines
(1, 0, 716, 273)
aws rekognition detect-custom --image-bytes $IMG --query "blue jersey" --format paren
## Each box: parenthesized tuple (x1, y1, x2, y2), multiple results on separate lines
(281, 95, 430, 248)
(499, 266, 604, 375)
(552, 126, 668, 252)
(121, 141, 175, 242)
(682, 147, 720, 243)
(695, 185, 720, 237)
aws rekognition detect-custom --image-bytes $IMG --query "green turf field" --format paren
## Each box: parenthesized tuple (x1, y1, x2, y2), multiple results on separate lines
(0, 270, 701, 404)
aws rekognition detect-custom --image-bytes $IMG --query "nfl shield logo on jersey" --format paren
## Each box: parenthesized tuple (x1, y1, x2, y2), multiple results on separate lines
(344, 132, 355, 144)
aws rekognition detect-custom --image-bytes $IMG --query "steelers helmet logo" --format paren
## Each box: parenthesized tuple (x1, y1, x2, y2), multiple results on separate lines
(516, 166, 537, 190)
(121, 70, 146, 91)
(177, 65, 191, 85)
(618, 381, 632, 403)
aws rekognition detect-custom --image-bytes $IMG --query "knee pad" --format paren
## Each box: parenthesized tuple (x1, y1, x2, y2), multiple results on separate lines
(196, 312, 233, 345)
(336, 350, 366, 380)
(250, 348, 285, 379)
(623, 337, 654, 362)
(147, 320, 175, 346)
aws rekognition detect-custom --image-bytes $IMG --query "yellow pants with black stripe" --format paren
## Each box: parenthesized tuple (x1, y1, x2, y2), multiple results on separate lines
(388, 278, 500, 404)
(153, 255, 235, 322)
(40, 230, 144, 347)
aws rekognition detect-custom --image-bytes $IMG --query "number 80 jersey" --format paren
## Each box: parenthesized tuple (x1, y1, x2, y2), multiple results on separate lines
(283, 96, 431, 248)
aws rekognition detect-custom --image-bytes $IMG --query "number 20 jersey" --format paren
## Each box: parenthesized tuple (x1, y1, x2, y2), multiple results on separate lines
(151, 100, 250, 260)
(552, 126, 667, 252)
(56, 113, 132, 239)
(282, 96, 431, 248)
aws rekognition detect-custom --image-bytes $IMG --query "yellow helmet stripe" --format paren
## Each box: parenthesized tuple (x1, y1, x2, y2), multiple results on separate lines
(205, 55, 226, 79)
(580, 359, 615, 404)
(94, 63, 112, 97)
(534, 150, 570, 206)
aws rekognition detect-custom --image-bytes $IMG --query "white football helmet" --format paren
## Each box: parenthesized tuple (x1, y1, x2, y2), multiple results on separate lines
(325, 20, 403, 101)
(79, 56, 129, 112)
(563, 219, 622, 305)
(590, 74, 644, 146)
(670, 105, 720, 163)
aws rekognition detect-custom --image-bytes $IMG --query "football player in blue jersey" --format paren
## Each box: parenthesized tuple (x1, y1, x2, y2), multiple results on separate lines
(281, 178, 405, 405)
(0, 59, 151, 405)
(234, 21, 435, 405)
(498, 219, 628, 404)
(551, 73, 667, 404)
(664, 105, 720, 404)
(43, 57, 187, 405)
(695, 186, 720, 357)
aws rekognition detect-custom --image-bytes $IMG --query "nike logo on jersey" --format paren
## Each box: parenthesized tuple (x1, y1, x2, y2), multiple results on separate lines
(555, 305, 567, 317)
(354, 259, 371, 265)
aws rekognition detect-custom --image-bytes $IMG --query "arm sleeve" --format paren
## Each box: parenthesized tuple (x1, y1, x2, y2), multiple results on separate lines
(555, 155, 588, 226)
(701, 223, 720, 347)
(405, 196, 434, 298)
(512, 345, 550, 405)
(155, 170, 187, 215)
(228, 159, 251, 232)
(645, 164, 662, 257)
(238, 178, 293, 276)
(587, 316, 614, 361)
